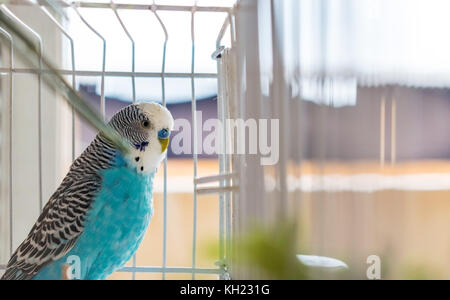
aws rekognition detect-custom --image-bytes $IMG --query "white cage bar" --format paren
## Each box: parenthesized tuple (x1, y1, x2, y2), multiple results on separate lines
(0, 0, 236, 279)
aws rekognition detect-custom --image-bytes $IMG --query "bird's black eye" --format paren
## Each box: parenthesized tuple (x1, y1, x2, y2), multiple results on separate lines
(141, 120, 150, 128)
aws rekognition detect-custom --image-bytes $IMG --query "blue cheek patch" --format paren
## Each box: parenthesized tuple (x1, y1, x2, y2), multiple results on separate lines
(158, 129, 170, 139)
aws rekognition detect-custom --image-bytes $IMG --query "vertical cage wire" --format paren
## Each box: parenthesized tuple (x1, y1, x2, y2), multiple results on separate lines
(110, 1, 138, 279)
(190, 5, 198, 280)
(214, 11, 234, 278)
(111, 0, 136, 104)
(150, 5, 169, 280)
(0, 25, 13, 257)
(0, 1, 236, 279)
(225, 12, 236, 277)
(215, 34, 225, 276)
(223, 48, 234, 277)
(72, 4, 106, 120)
(0, 4, 44, 213)
(36, 3, 77, 162)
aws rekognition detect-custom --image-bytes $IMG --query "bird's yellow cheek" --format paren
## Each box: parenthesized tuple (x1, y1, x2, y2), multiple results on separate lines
(159, 138, 170, 153)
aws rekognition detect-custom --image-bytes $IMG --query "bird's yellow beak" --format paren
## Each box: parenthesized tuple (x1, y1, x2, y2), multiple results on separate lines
(159, 138, 170, 153)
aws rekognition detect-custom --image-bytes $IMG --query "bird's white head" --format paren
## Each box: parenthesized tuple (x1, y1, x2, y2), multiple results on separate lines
(109, 102, 174, 174)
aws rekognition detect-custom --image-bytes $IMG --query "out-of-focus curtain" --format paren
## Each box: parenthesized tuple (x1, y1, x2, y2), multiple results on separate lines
(232, 0, 450, 279)
(297, 0, 450, 87)
(267, 0, 450, 106)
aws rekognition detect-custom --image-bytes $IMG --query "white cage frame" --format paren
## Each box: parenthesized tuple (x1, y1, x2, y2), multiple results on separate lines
(0, 0, 237, 280)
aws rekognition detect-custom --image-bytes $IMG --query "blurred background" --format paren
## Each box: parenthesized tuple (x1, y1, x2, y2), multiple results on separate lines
(1, 0, 450, 280)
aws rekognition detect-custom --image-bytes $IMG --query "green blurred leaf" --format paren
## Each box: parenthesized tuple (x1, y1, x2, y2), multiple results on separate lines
(234, 222, 308, 280)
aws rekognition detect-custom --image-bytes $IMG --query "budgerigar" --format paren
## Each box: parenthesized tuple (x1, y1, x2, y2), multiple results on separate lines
(1, 103, 174, 280)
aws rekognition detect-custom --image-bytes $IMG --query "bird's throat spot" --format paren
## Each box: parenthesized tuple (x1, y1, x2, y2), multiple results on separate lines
(135, 141, 149, 152)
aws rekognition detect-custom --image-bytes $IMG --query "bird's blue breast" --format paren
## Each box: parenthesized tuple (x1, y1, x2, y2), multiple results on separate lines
(34, 155, 155, 280)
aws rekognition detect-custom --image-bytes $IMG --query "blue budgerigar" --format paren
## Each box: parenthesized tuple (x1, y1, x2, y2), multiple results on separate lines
(1, 102, 174, 280)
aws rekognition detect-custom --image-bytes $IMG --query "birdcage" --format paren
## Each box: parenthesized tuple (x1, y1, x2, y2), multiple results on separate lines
(0, 0, 238, 280)
(3, 0, 450, 281)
